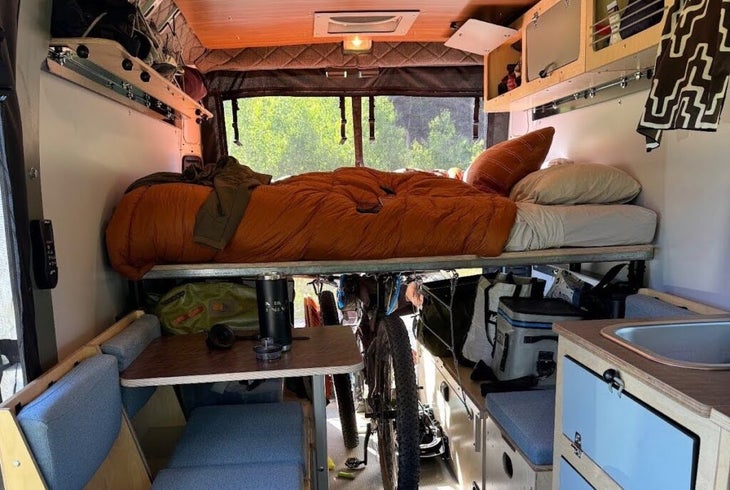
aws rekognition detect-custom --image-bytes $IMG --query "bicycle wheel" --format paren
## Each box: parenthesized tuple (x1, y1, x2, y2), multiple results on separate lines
(373, 315, 420, 490)
(318, 290, 359, 449)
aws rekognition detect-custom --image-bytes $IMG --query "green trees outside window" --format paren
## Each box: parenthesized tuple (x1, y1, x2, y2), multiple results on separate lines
(224, 96, 485, 180)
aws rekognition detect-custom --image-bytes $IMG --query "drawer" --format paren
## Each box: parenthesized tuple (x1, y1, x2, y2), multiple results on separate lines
(559, 457, 594, 490)
(418, 349, 484, 489)
(561, 356, 698, 489)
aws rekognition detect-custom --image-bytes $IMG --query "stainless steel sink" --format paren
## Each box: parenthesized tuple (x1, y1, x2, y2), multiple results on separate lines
(601, 319, 730, 370)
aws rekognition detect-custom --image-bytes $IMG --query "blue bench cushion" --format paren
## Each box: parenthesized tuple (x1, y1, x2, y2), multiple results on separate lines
(486, 388, 555, 466)
(101, 314, 161, 371)
(624, 294, 698, 319)
(152, 462, 303, 490)
(167, 402, 305, 469)
(17, 355, 122, 490)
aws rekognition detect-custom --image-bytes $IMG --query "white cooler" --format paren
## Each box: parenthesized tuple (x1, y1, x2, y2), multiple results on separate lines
(492, 297, 583, 384)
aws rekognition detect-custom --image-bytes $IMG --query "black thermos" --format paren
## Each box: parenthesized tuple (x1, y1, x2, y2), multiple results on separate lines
(255, 272, 293, 351)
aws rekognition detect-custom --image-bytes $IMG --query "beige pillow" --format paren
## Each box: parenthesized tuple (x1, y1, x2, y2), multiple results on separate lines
(510, 163, 641, 204)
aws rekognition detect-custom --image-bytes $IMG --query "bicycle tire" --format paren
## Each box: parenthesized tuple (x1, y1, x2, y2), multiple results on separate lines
(374, 315, 420, 490)
(318, 290, 359, 449)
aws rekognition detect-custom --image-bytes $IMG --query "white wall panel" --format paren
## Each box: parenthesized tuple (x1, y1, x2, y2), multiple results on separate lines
(511, 91, 730, 310)
(39, 73, 183, 359)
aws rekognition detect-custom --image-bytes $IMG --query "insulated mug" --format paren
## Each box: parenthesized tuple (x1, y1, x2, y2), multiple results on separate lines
(255, 272, 292, 350)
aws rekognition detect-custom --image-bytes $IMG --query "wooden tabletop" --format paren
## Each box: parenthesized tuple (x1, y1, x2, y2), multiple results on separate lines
(553, 317, 730, 419)
(120, 326, 364, 387)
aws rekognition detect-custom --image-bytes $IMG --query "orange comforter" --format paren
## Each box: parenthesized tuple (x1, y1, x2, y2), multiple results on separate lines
(105, 167, 517, 280)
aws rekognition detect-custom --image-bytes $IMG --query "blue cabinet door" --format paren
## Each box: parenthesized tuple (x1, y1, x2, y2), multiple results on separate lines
(561, 357, 698, 489)
(560, 458, 594, 490)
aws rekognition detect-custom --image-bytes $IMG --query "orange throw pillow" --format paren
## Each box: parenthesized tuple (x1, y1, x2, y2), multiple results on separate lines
(465, 127, 555, 195)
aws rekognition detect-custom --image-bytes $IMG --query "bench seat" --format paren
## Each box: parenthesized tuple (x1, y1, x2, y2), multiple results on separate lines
(152, 462, 303, 490)
(168, 402, 305, 469)
(1, 311, 307, 490)
(486, 388, 555, 466)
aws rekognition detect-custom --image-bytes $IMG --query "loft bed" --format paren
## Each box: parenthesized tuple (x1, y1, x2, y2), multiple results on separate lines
(105, 129, 657, 285)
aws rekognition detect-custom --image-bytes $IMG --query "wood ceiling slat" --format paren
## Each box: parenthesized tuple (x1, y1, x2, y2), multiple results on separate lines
(173, 0, 535, 49)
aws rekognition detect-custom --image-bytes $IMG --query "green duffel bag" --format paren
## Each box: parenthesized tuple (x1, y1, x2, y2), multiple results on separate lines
(155, 281, 259, 335)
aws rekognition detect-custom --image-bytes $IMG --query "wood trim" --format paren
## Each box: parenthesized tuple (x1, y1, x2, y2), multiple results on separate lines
(86, 311, 146, 347)
(0, 410, 46, 490)
(0, 346, 99, 411)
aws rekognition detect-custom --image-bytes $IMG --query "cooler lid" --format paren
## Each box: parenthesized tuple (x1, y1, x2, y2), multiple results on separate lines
(499, 297, 584, 323)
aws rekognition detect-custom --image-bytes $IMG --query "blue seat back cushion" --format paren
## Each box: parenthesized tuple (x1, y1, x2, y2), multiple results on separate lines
(151, 462, 302, 490)
(101, 315, 161, 417)
(17, 354, 122, 490)
(486, 388, 555, 466)
(624, 295, 698, 320)
(101, 314, 161, 371)
(168, 402, 304, 468)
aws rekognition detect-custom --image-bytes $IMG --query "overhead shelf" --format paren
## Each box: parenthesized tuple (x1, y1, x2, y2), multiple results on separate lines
(46, 37, 212, 126)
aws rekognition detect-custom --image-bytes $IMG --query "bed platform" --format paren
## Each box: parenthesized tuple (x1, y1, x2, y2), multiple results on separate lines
(141, 244, 654, 279)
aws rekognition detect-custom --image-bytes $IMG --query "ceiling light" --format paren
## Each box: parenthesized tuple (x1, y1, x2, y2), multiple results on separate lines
(343, 36, 373, 54)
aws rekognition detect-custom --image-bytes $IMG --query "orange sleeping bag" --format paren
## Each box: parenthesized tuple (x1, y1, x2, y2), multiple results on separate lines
(105, 167, 517, 280)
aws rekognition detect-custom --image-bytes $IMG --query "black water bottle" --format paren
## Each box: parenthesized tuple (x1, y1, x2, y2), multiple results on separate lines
(255, 272, 293, 351)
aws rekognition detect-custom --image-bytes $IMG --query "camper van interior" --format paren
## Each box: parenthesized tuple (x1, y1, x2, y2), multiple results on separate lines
(1, 0, 730, 489)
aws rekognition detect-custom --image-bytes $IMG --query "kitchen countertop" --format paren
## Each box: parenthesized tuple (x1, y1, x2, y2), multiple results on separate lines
(553, 316, 730, 420)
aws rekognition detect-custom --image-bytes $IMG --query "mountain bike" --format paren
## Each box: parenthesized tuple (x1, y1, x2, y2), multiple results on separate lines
(331, 272, 457, 490)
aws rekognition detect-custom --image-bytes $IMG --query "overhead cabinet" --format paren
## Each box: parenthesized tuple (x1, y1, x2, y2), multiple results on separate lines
(483, 0, 669, 112)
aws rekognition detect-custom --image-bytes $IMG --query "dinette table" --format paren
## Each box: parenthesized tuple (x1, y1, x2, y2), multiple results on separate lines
(121, 325, 364, 490)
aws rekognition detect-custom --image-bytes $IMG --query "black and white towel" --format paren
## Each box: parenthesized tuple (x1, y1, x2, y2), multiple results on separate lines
(637, 0, 730, 151)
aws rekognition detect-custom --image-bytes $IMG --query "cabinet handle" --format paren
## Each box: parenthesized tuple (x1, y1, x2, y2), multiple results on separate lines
(602, 368, 625, 397)
(570, 431, 583, 458)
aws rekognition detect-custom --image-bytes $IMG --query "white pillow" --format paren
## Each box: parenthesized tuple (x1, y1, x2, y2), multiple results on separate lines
(509, 163, 641, 204)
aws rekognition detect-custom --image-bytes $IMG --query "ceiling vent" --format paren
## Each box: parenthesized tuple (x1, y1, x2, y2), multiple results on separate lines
(445, 19, 516, 55)
(313, 11, 419, 37)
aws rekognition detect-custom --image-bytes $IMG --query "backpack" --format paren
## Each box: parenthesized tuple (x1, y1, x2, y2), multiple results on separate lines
(51, 0, 151, 59)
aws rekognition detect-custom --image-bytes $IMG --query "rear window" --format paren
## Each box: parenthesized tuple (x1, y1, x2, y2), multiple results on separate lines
(224, 96, 485, 180)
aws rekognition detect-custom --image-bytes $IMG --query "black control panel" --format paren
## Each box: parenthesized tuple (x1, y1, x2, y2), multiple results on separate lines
(30, 219, 58, 289)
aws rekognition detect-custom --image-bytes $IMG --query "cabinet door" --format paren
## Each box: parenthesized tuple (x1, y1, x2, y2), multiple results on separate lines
(524, 0, 581, 81)
(560, 458, 594, 490)
(561, 356, 698, 489)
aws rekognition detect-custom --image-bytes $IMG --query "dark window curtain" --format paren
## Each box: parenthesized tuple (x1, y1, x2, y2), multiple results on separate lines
(0, 0, 42, 380)
(202, 65, 485, 165)
(200, 93, 225, 164)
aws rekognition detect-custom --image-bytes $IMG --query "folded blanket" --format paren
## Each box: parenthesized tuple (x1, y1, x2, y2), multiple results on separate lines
(105, 167, 517, 280)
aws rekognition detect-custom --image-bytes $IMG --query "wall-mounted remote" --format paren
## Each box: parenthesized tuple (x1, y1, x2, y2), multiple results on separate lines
(30, 219, 58, 289)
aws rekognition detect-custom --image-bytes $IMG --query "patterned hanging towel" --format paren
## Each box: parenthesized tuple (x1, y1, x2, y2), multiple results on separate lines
(637, 0, 730, 151)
